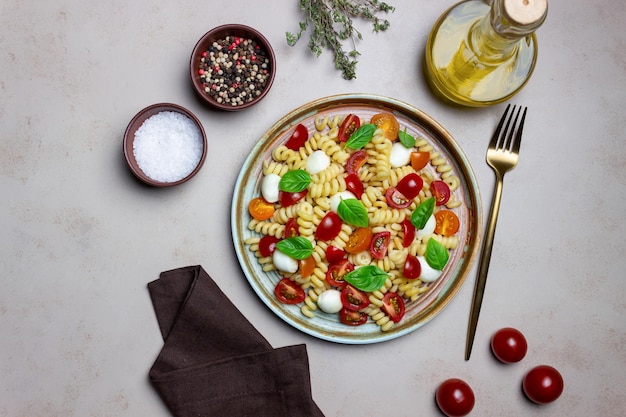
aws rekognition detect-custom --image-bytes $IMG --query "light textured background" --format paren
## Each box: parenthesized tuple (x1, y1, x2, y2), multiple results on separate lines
(1, 0, 625, 415)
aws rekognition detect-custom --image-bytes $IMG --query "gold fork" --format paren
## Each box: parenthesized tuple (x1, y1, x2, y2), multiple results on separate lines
(465, 104, 528, 360)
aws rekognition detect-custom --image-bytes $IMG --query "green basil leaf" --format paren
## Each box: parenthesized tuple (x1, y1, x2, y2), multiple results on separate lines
(276, 236, 314, 260)
(279, 170, 311, 192)
(410, 197, 435, 230)
(345, 124, 376, 150)
(344, 265, 388, 292)
(337, 199, 369, 227)
(425, 238, 449, 270)
(398, 129, 416, 148)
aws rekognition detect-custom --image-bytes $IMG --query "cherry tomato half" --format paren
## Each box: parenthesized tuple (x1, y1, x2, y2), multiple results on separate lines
(490, 327, 528, 364)
(279, 190, 308, 207)
(315, 211, 342, 241)
(339, 308, 368, 326)
(371, 113, 400, 140)
(385, 187, 412, 209)
(370, 231, 391, 260)
(249, 197, 275, 220)
(434, 210, 460, 236)
(284, 218, 299, 238)
(411, 151, 430, 171)
(401, 218, 416, 248)
(326, 259, 354, 287)
(345, 150, 368, 175)
(338, 114, 361, 142)
(345, 173, 364, 199)
(345, 227, 373, 254)
(396, 173, 424, 200)
(430, 180, 451, 206)
(284, 123, 309, 150)
(258, 235, 280, 257)
(325, 245, 346, 264)
(436, 378, 475, 417)
(381, 292, 405, 323)
(340, 285, 370, 311)
(523, 365, 564, 404)
(274, 278, 306, 304)
(403, 254, 421, 279)
(299, 256, 316, 278)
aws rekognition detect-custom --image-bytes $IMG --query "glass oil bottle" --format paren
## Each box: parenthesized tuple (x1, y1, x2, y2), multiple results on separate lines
(424, 0, 548, 107)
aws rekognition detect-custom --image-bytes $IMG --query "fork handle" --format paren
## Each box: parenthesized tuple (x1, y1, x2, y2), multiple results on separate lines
(465, 174, 505, 360)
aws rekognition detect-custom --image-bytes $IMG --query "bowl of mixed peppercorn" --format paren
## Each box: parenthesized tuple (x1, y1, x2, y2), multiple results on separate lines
(190, 24, 276, 111)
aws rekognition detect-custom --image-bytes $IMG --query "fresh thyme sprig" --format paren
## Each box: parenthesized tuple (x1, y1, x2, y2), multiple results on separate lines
(286, 0, 395, 80)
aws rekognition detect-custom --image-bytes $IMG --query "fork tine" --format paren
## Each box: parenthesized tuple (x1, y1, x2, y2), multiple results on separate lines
(489, 104, 511, 150)
(511, 107, 527, 154)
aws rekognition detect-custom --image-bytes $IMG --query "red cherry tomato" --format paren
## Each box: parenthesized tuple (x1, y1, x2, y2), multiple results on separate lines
(284, 218, 299, 238)
(344, 227, 373, 254)
(411, 151, 430, 171)
(274, 278, 306, 304)
(279, 190, 308, 207)
(345, 150, 368, 175)
(401, 218, 415, 247)
(490, 327, 528, 363)
(396, 173, 424, 200)
(345, 173, 364, 199)
(403, 254, 421, 279)
(284, 123, 309, 150)
(523, 365, 564, 404)
(430, 180, 451, 206)
(326, 259, 354, 287)
(340, 285, 370, 311)
(258, 235, 280, 257)
(436, 378, 475, 417)
(339, 308, 368, 326)
(325, 245, 346, 264)
(385, 187, 412, 209)
(381, 292, 405, 323)
(315, 211, 342, 240)
(338, 114, 361, 142)
(370, 231, 391, 259)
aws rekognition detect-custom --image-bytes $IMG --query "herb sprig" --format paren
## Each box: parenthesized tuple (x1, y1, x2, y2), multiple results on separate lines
(286, 0, 395, 80)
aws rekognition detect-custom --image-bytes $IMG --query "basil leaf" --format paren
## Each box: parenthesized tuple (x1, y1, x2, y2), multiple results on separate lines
(425, 238, 449, 270)
(279, 170, 311, 192)
(345, 124, 376, 150)
(398, 129, 416, 148)
(410, 197, 435, 230)
(276, 236, 314, 260)
(344, 265, 388, 292)
(337, 199, 369, 227)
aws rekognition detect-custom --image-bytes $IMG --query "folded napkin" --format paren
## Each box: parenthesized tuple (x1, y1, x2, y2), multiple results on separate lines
(148, 265, 325, 417)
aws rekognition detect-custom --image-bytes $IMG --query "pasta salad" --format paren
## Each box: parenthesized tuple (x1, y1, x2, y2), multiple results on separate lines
(244, 112, 463, 332)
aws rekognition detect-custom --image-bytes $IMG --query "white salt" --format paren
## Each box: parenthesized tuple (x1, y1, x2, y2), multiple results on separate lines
(133, 111, 204, 183)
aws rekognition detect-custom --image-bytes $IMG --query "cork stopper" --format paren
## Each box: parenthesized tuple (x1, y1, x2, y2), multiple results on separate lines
(503, 0, 548, 26)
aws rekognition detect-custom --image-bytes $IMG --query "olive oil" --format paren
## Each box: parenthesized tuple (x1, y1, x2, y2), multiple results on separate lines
(425, 0, 547, 107)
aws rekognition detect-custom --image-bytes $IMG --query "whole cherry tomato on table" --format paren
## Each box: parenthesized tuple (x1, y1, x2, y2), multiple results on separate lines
(523, 365, 564, 404)
(490, 327, 528, 363)
(436, 378, 475, 417)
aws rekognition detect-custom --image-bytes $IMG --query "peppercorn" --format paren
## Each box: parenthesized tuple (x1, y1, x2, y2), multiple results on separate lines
(198, 36, 271, 107)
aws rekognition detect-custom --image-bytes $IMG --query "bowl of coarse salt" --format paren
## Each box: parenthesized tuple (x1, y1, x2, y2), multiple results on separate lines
(190, 24, 276, 111)
(123, 103, 207, 187)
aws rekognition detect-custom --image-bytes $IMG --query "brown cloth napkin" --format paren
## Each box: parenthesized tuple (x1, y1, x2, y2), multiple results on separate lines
(148, 265, 325, 417)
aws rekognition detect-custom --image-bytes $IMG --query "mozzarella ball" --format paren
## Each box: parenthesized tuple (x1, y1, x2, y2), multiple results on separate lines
(261, 173, 281, 203)
(317, 289, 343, 313)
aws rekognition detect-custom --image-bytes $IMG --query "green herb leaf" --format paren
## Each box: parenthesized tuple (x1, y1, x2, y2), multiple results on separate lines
(410, 197, 435, 230)
(276, 236, 314, 260)
(398, 129, 416, 148)
(345, 124, 376, 149)
(425, 238, 449, 270)
(279, 170, 311, 192)
(337, 199, 369, 227)
(344, 265, 388, 292)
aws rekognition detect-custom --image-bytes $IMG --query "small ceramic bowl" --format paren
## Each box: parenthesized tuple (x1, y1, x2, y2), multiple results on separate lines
(190, 24, 276, 111)
(123, 103, 207, 187)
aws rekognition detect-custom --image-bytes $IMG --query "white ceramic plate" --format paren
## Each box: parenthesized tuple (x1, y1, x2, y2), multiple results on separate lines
(231, 94, 482, 344)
